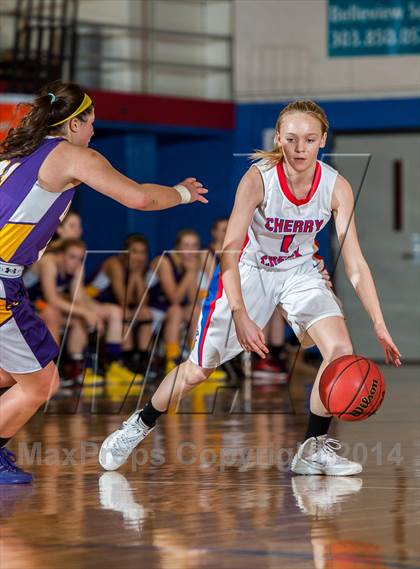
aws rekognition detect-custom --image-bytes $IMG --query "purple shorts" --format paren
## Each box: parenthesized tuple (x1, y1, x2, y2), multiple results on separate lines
(0, 277, 58, 374)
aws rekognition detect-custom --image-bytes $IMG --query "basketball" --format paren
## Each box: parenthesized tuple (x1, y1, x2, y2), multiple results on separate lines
(319, 355, 386, 421)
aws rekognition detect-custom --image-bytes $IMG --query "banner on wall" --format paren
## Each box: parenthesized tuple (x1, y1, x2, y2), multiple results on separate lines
(0, 95, 32, 142)
(328, 0, 420, 57)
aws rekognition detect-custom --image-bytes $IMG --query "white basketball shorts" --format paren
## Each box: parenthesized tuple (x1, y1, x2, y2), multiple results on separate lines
(190, 260, 344, 369)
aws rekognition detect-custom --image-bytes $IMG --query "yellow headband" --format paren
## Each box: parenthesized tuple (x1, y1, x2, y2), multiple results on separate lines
(49, 93, 93, 127)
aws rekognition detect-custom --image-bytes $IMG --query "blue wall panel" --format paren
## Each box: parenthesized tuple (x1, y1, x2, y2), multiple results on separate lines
(154, 134, 234, 253)
(76, 134, 129, 273)
(78, 129, 235, 261)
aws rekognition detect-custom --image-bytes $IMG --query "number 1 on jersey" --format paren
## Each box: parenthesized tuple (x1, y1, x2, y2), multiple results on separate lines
(280, 234, 295, 254)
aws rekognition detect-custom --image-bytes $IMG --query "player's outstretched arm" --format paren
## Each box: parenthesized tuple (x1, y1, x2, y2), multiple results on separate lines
(332, 175, 402, 366)
(68, 146, 208, 210)
(220, 166, 269, 359)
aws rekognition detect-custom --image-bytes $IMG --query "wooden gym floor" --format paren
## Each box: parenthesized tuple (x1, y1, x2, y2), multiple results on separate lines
(1, 364, 419, 569)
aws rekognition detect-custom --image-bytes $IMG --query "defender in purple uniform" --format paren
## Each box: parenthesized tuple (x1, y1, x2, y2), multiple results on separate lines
(0, 80, 208, 483)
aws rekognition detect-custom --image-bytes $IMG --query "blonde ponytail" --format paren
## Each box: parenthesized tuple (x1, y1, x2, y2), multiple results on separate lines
(250, 142, 283, 166)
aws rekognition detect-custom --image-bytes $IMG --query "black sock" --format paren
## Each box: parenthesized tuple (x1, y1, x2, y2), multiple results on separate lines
(138, 350, 149, 363)
(121, 350, 133, 362)
(0, 437, 11, 448)
(138, 401, 164, 428)
(131, 350, 149, 368)
(305, 412, 332, 440)
(270, 344, 285, 361)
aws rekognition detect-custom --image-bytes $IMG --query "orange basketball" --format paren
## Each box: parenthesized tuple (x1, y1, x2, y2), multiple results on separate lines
(319, 355, 386, 421)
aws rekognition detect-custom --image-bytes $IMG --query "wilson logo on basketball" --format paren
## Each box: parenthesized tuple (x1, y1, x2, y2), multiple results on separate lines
(349, 379, 379, 417)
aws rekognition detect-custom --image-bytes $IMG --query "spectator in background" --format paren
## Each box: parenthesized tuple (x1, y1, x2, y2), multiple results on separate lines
(30, 238, 128, 386)
(22, 210, 83, 296)
(198, 217, 229, 295)
(208, 217, 228, 262)
(147, 229, 209, 374)
(26, 239, 92, 385)
(54, 210, 82, 242)
(22, 211, 85, 385)
(86, 234, 153, 376)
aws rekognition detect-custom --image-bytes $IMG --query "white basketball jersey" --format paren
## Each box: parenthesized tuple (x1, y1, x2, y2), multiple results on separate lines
(239, 159, 338, 271)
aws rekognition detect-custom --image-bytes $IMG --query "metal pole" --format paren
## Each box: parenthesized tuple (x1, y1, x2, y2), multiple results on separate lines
(68, 0, 78, 81)
(34, 0, 45, 85)
(22, 0, 33, 91)
(242, 351, 252, 413)
(45, 0, 56, 81)
(58, 0, 69, 79)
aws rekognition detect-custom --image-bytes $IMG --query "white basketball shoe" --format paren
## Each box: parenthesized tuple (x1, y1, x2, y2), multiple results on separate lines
(291, 436, 363, 476)
(99, 411, 154, 471)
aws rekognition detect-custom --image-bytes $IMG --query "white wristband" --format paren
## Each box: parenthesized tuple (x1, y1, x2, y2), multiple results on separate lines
(174, 184, 191, 204)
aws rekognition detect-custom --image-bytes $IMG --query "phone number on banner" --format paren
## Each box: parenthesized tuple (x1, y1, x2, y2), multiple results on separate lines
(330, 26, 420, 55)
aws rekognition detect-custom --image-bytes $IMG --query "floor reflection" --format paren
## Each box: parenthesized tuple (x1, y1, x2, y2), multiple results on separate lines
(99, 472, 147, 532)
(1, 366, 418, 568)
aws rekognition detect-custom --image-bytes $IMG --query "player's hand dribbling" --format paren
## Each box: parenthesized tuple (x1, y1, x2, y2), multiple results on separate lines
(179, 178, 209, 204)
(232, 308, 269, 359)
(374, 322, 402, 367)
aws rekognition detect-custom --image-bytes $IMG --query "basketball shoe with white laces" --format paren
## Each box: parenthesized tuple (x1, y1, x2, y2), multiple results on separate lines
(291, 435, 363, 476)
(99, 411, 154, 471)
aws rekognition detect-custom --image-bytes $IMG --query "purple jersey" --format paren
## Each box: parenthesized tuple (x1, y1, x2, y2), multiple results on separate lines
(0, 137, 75, 267)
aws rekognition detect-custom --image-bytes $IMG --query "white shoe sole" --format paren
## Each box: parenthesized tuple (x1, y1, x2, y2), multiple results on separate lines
(323, 464, 363, 476)
(291, 456, 324, 475)
(291, 456, 363, 476)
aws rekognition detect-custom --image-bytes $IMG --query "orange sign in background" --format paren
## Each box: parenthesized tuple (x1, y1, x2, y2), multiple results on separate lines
(0, 97, 31, 142)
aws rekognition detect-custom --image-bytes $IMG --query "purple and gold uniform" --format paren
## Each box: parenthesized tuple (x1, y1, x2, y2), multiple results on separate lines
(0, 137, 75, 373)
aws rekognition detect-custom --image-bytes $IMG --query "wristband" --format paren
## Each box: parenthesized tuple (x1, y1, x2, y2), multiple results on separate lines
(174, 184, 191, 204)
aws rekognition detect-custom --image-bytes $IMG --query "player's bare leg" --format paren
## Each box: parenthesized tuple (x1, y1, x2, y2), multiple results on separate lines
(0, 362, 59, 484)
(308, 316, 353, 416)
(0, 362, 59, 437)
(0, 368, 16, 389)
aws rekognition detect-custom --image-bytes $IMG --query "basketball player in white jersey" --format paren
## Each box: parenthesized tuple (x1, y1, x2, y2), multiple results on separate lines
(100, 100, 401, 476)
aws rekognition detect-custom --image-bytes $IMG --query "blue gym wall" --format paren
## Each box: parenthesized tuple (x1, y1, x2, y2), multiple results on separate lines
(76, 126, 235, 269)
(76, 97, 420, 273)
